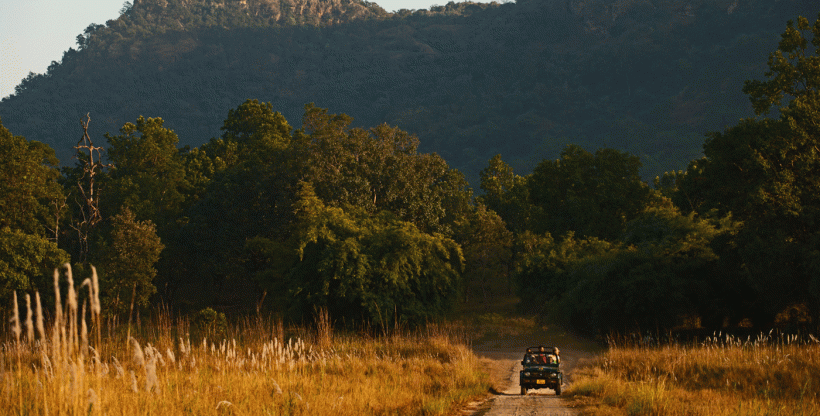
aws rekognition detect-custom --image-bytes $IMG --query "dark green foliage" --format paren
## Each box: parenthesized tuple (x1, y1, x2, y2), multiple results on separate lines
(297, 104, 472, 235)
(250, 182, 463, 325)
(157, 101, 470, 321)
(453, 204, 514, 303)
(3, 8, 820, 334)
(743, 14, 820, 119)
(0, 120, 69, 315)
(0, 118, 64, 238)
(614, 202, 740, 330)
(652, 170, 683, 201)
(515, 203, 737, 335)
(2, 0, 815, 186)
(527, 145, 653, 240)
(478, 155, 535, 233)
(159, 99, 297, 308)
(104, 116, 188, 235)
(0, 227, 70, 315)
(220, 99, 293, 160)
(498, 14, 820, 335)
(192, 307, 228, 339)
(514, 231, 617, 316)
(672, 127, 820, 324)
(94, 208, 164, 315)
(671, 14, 820, 330)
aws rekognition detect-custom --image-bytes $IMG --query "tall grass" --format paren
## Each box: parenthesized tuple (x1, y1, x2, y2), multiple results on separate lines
(568, 332, 820, 416)
(1, 264, 489, 415)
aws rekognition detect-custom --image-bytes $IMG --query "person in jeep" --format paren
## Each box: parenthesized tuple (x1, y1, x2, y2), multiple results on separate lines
(519, 346, 563, 395)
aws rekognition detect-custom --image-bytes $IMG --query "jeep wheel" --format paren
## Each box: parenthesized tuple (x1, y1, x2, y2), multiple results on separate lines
(520, 386, 526, 395)
(555, 384, 562, 395)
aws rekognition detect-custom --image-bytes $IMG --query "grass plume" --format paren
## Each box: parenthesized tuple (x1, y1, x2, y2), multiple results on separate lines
(24, 294, 33, 346)
(11, 292, 20, 345)
(35, 292, 44, 345)
(1, 265, 489, 415)
(568, 332, 820, 416)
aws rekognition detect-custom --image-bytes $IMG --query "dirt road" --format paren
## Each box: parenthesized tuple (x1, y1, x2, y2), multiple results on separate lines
(462, 329, 596, 416)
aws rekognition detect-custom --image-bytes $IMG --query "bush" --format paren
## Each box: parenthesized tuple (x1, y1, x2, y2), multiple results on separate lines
(192, 307, 227, 339)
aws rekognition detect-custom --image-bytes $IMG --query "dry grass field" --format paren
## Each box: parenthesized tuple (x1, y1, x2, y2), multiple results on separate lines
(567, 333, 820, 416)
(0, 266, 489, 415)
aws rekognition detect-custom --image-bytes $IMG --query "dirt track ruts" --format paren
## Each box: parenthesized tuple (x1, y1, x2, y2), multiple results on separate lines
(463, 335, 593, 416)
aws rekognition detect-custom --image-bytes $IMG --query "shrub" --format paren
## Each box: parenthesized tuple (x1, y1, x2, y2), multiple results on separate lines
(192, 307, 227, 339)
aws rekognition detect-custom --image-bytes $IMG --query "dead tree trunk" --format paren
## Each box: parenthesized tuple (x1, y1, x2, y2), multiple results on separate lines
(70, 113, 109, 263)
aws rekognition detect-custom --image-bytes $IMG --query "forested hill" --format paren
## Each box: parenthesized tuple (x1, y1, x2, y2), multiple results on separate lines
(0, 0, 815, 183)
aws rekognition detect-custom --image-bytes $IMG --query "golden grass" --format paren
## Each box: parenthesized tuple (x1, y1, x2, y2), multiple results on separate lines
(1, 265, 490, 415)
(567, 333, 820, 416)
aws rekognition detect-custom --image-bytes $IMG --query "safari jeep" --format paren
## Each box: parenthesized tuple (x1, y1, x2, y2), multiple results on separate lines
(519, 346, 563, 395)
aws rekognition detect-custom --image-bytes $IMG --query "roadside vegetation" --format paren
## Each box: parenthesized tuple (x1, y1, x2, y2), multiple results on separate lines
(561, 16, 820, 414)
(568, 333, 820, 416)
(3, 9, 820, 416)
(0, 265, 488, 416)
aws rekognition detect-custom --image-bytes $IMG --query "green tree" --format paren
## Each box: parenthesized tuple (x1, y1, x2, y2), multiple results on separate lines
(177, 99, 296, 211)
(252, 182, 464, 325)
(0, 227, 70, 315)
(515, 201, 737, 334)
(95, 208, 164, 315)
(169, 102, 471, 313)
(527, 145, 653, 240)
(743, 14, 820, 123)
(297, 104, 472, 236)
(0, 119, 69, 316)
(104, 116, 187, 233)
(513, 230, 616, 317)
(479, 154, 517, 202)
(0, 118, 65, 238)
(677, 117, 820, 328)
(220, 99, 292, 157)
(671, 14, 820, 329)
(478, 154, 536, 233)
(164, 100, 297, 308)
(613, 201, 740, 331)
(454, 204, 513, 304)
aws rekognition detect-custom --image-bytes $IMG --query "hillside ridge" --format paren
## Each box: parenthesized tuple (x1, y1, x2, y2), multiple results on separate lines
(1, 0, 814, 184)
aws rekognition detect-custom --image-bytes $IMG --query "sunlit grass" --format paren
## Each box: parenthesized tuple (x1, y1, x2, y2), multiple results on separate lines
(0, 264, 489, 415)
(568, 332, 820, 416)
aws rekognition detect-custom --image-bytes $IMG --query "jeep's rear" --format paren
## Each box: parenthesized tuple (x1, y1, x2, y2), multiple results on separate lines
(519, 346, 563, 395)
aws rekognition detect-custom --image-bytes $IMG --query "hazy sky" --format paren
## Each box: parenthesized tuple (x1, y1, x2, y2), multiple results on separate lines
(0, 0, 490, 101)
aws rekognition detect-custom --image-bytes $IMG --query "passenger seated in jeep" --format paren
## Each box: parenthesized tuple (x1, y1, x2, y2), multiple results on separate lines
(523, 348, 561, 366)
(523, 353, 552, 364)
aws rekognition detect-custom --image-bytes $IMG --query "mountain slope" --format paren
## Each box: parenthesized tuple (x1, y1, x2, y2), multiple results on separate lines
(1, 0, 814, 184)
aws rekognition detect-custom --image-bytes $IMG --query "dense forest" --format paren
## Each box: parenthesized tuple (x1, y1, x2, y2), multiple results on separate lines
(0, 0, 816, 185)
(2, 1, 820, 336)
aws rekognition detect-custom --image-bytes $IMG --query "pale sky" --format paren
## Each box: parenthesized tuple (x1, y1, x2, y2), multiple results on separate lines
(0, 0, 492, 101)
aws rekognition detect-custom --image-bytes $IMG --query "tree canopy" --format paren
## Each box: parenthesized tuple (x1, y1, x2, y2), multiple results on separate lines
(95, 208, 164, 315)
(104, 116, 188, 235)
(527, 145, 653, 240)
(4, 13, 820, 334)
(0, 118, 64, 238)
(671, 13, 820, 329)
(249, 182, 463, 324)
(0, 227, 70, 316)
(0, 119, 69, 315)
